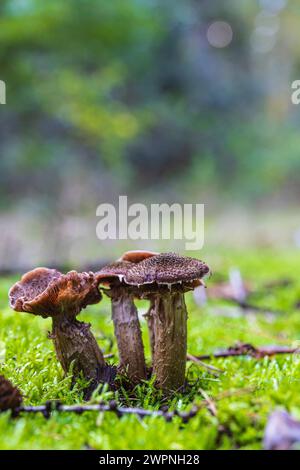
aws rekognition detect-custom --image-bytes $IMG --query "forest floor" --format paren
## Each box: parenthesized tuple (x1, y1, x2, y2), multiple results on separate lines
(1, 248, 300, 450)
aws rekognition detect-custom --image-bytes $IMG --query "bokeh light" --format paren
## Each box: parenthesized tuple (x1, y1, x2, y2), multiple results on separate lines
(206, 21, 233, 48)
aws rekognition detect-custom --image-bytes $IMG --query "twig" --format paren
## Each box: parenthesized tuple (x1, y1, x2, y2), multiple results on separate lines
(262, 278, 293, 290)
(16, 387, 254, 422)
(5, 387, 256, 424)
(187, 353, 224, 375)
(16, 400, 201, 423)
(190, 343, 300, 360)
(198, 388, 217, 417)
(233, 300, 283, 314)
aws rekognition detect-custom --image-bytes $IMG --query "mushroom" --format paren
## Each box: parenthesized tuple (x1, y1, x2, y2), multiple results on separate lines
(118, 250, 159, 359)
(96, 250, 159, 383)
(96, 260, 147, 384)
(0, 375, 22, 413)
(123, 253, 210, 392)
(9, 268, 113, 398)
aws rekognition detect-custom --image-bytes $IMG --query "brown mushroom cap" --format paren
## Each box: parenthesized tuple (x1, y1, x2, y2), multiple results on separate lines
(95, 251, 158, 285)
(95, 260, 134, 286)
(9, 268, 101, 318)
(97, 260, 133, 277)
(118, 250, 159, 264)
(124, 252, 210, 288)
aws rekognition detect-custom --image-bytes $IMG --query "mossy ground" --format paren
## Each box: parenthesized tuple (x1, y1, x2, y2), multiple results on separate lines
(1, 248, 300, 450)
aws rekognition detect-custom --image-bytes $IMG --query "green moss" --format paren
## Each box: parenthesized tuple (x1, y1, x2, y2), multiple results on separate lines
(1, 248, 300, 449)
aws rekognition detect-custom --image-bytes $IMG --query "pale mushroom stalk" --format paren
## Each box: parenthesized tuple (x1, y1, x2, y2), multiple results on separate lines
(152, 291, 188, 391)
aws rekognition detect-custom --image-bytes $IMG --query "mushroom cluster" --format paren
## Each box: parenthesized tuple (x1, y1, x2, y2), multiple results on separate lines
(97, 251, 209, 392)
(9, 252, 209, 396)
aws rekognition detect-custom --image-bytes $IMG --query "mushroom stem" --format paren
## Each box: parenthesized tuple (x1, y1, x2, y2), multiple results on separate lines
(152, 292, 187, 392)
(145, 299, 156, 359)
(51, 316, 110, 398)
(110, 289, 146, 383)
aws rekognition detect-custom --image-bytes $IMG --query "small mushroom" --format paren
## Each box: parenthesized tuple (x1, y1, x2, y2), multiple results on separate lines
(124, 253, 210, 392)
(118, 250, 158, 359)
(9, 268, 113, 397)
(96, 261, 147, 383)
(0, 375, 22, 413)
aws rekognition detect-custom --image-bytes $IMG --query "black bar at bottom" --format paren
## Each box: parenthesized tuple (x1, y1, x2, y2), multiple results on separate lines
(0, 449, 293, 466)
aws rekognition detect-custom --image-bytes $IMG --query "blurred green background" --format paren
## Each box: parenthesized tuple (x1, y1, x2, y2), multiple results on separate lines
(1, 0, 300, 269)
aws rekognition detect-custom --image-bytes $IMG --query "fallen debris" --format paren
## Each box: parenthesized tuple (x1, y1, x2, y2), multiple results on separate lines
(0, 373, 256, 428)
(187, 353, 224, 376)
(0, 375, 23, 413)
(264, 410, 300, 450)
(198, 388, 217, 417)
(208, 269, 250, 302)
(190, 342, 300, 360)
(202, 269, 291, 314)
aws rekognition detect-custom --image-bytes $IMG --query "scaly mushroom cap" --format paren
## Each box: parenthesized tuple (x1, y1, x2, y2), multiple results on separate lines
(95, 261, 134, 285)
(9, 268, 102, 318)
(97, 260, 133, 278)
(124, 252, 210, 289)
(96, 252, 158, 286)
(0, 375, 22, 412)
